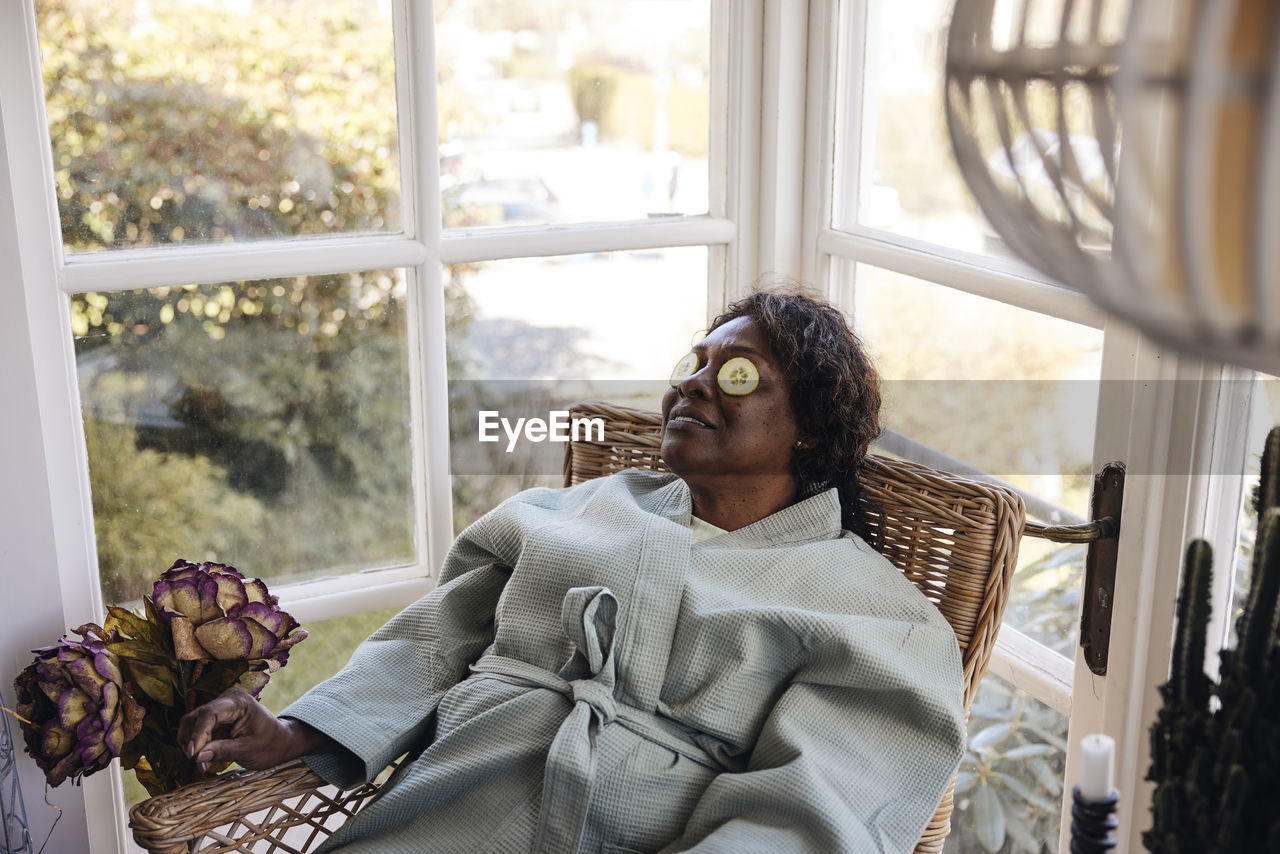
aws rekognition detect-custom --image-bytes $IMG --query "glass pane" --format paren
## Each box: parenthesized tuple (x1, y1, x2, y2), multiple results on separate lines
(444, 247, 708, 530)
(38, 0, 400, 252)
(1230, 375, 1280, 644)
(847, 262, 1102, 653)
(74, 270, 415, 603)
(438, 0, 710, 228)
(947, 673, 1067, 854)
(836, 0, 1116, 262)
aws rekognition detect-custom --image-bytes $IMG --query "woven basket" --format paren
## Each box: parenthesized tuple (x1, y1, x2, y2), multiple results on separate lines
(130, 400, 1024, 854)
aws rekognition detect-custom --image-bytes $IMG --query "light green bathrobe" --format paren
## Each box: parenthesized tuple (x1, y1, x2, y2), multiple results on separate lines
(283, 469, 966, 854)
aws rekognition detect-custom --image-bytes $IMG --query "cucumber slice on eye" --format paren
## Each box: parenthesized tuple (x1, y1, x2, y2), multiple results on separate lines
(669, 351, 700, 387)
(717, 356, 759, 395)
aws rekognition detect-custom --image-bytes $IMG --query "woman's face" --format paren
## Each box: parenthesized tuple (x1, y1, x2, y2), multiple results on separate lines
(660, 316, 803, 488)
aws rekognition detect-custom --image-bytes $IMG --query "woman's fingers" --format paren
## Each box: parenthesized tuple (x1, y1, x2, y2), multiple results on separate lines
(198, 734, 277, 770)
(178, 689, 264, 765)
(177, 691, 322, 773)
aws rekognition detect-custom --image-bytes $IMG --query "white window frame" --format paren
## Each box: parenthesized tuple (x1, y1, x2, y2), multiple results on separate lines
(802, 0, 1259, 850)
(0, 1, 750, 849)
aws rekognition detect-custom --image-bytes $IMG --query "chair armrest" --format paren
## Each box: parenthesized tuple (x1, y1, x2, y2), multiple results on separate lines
(128, 759, 383, 854)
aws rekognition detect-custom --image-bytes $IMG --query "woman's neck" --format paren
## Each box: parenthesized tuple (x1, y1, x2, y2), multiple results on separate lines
(685, 474, 799, 531)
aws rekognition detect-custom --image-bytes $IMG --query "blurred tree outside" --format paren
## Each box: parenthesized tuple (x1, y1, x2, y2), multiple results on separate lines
(39, 0, 531, 606)
(36, 0, 565, 801)
(40, 0, 400, 250)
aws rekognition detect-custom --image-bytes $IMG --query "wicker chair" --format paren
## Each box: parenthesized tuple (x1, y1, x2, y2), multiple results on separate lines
(130, 401, 1025, 854)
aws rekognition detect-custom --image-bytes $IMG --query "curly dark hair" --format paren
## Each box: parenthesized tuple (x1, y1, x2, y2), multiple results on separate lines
(709, 288, 882, 539)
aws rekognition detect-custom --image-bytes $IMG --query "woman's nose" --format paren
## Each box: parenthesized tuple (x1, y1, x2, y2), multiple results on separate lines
(676, 365, 714, 398)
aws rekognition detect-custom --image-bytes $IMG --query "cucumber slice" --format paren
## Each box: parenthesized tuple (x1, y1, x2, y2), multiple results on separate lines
(669, 351, 700, 387)
(717, 356, 759, 395)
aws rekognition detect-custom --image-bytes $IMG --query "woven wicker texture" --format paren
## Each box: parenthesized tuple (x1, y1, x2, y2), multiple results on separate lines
(128, 760, 385, 854)
(129, 400, 1023, 854)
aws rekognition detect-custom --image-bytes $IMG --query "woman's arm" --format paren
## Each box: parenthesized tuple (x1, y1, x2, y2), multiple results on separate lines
(278, 560, 513, 787)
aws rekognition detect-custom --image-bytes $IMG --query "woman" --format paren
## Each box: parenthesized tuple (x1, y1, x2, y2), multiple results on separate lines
(180, 289, 966, 853)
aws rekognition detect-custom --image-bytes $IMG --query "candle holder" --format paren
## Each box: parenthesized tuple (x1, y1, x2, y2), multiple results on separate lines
(1071, 784, 1119, 853)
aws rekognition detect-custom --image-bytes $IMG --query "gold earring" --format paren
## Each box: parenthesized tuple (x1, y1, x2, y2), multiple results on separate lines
(795, 440, 804, 449)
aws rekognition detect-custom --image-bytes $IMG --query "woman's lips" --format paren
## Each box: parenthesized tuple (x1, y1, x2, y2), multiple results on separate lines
(666, 414, 714, 429)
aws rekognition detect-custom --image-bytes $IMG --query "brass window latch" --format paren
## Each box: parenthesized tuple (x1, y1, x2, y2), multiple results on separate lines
(1023, 462, 1125, 676)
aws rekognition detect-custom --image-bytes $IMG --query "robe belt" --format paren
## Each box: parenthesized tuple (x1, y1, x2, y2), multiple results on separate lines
(467, 587, 721, 854)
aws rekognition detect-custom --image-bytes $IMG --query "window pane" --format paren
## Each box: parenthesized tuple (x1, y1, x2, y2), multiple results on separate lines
(438, 0, 710, 229)
(38, 0, 400, 252)
(835, 0, 974, 246)
(74, 271, 415, 603)
(836, 0, 1117, 262)
(949, 673, 1067, 854)
(846, 262, 1102, 652)
(444, 247, 708, 530)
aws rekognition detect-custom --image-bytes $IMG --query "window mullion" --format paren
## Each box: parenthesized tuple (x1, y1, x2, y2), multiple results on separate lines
(800, 0, 839, 290)
(402, 0, 452, 575)
(820, 226, 1104, 328)
(277, 575, 434, 625)
(1060, 325, 1231, 853)
(1199, 364, 1258, 658)
(827, 0, 870, 258)
(988, 626, 1073, 716)
(439, 217, 735, 264)
(756, 0, 808, 279)
(58, 235, 432, 294)
(719, 0, 764, 308)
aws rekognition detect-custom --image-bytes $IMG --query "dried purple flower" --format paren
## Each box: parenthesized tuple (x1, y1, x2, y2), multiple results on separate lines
(12, 624, 145, 787)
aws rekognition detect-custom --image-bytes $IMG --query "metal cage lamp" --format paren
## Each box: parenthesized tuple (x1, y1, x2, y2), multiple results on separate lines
(945, 0, 1280, 374)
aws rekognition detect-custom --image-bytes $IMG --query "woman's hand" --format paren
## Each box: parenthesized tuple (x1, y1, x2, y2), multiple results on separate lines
(178, 688, 335, 771)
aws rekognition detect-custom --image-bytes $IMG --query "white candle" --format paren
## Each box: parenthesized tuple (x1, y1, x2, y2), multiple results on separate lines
(1079, 733, 1116, 801)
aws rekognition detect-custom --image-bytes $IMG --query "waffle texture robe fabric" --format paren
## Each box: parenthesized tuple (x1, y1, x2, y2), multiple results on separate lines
(282, 469, 966, 854)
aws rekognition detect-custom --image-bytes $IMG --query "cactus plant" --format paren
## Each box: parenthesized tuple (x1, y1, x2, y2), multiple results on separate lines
(1145, 426, 1280, 852)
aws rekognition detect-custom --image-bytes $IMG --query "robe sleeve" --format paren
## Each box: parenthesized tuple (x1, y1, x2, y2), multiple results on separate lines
(660, 619, 966, 854)
(280, 528, 513, 788)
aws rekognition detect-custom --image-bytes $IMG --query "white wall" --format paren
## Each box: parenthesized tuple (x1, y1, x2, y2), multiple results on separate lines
(1, 92, 93, 854)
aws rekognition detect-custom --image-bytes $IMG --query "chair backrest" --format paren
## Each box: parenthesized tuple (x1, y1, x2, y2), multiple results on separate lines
(563, 400, 1025, 853)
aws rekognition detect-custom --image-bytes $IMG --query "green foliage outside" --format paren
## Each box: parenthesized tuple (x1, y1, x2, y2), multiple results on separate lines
(947, 677, 1068, 854)
(85, 420, 265, 600)
(38, 0, 423, 603)
(39, 0, 400, 250)
(947, 544, 1078, 854)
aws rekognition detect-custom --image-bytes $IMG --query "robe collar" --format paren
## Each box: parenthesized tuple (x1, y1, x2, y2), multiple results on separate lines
(617, 470, 844, 547)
